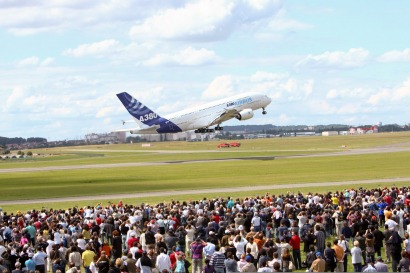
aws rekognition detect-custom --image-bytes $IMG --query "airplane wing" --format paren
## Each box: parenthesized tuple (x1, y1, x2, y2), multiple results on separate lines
(208, 108, 239, 127)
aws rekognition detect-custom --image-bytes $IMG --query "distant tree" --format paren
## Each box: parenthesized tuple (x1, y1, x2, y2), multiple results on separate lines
(27, 151, 33, 156)
(17, 150, 23, 155)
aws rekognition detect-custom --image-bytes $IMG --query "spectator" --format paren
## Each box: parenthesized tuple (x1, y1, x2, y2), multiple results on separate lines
(351, 240, 362, 272)
(190, 237, 206, 273)
(373, 256, 388, 272)
(397, 251, 410, 272)
(310, 252, 325, 272)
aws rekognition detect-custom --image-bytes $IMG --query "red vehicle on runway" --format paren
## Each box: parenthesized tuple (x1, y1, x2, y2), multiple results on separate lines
(217, 143, 230, 148)
(230, 142, 241, 147)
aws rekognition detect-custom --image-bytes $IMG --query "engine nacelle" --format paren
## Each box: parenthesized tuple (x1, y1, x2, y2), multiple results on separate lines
(236, 109, 254, 120)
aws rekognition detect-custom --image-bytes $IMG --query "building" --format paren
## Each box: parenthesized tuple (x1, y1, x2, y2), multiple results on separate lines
(85, 132, 126, 144)
(349, 125, 378, 135)
(322, 131, 339, 136)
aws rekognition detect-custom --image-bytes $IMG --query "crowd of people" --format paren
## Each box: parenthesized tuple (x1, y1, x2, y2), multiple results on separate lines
(1, 185, 410, 273)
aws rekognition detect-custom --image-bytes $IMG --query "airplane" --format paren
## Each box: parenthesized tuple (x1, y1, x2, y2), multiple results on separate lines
(116, 91, 272, 134)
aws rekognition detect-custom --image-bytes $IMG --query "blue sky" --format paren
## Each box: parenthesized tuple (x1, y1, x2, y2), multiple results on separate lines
(1, 0, 410, 140)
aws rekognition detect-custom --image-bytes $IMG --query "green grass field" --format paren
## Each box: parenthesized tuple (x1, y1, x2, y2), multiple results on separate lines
(1, 132, 410, 212)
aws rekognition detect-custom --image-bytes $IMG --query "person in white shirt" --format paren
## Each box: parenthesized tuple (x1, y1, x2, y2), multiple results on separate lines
(385, 215, 398, 231)
(185, 224, 196, 257)
(351, 240, 363, 272)
(233, 236, 248, 260)
(89, 256, 98, 273)
(33, 246, 48, 273)
(46, 238, 55, 272)
(156, 247, 171, 273)
(245, 237, 259, 258)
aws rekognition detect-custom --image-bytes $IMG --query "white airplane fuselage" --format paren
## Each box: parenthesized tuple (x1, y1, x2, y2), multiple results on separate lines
(117, 92, 271, 134)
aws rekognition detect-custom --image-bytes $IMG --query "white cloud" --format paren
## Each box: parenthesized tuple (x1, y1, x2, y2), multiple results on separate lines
(378, 48, 410, 63)
(63, 39, 120, 57)
(4, 87, 27, 111)
(268, 9, 312, 31)
(0, 1, 167, 35)
(16, 56, 40, 67)
(308, 99, 337, 115)
(249, 71, 314, 101)
(297, 48, 370, 69)
(96, 107, 115, 118)
(326, 87, 371, 100)
(202, 75, 236, 99)
(143, 47, 216, 66)
(15, 56, 54, 67)
(395, 79, 410, 100)
(40, 57, 54, 66)
(129, 0, 281, 41)
(368, 79, 410, 105)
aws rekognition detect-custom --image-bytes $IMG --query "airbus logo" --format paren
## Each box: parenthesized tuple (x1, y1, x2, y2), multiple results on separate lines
(226, 97, 252, 107)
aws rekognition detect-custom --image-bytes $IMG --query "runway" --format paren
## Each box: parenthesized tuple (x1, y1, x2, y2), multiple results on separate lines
(1, 143, 409, 206)
(0, 177, 409, 205)
(1, 145, 410, 174)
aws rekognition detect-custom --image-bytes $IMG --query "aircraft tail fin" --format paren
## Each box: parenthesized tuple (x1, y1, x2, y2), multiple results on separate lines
(116, 92, 163, 126)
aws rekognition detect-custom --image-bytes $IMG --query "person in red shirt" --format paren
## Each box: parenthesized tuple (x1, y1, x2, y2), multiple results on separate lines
(383, 193, 392, 206)
(127, 233, 139, 250)
(95, 214, 102, 226)
(212, 212, 220, 224)
(289, 230, 302, 270)
(169, 246, 182, 270)
(405, 195, 410, 207)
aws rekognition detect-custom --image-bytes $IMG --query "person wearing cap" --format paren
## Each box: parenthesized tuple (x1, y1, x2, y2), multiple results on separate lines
(127, 232, 138, 250)
(240, 255, 256, 272)
(362, 257, 377, 272)
(309, 252, 325, 272)
(190, 237, 207, 273)
(374, 256, 388, 272)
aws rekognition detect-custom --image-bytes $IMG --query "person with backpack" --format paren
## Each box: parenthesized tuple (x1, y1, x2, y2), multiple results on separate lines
(305, 245, 316, 269)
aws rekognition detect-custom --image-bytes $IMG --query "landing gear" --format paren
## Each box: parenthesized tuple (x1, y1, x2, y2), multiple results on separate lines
(194, 128, 215, 133)
(215, 125, 223, 131)
(262, 107, 267, 115)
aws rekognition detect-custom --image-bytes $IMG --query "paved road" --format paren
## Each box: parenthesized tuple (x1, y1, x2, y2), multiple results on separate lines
(0, 177, 409, 205)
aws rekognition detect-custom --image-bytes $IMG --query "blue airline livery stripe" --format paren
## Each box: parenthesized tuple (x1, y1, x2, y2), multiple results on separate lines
(117, 92, 182, 133)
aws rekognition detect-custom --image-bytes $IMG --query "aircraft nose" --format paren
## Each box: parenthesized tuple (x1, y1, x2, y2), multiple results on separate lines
(265, 95, 272, 104)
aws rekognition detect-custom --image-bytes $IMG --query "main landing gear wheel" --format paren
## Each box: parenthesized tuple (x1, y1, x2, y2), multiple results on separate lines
(262, 108, 267, 115)
(194, 128, 215, 133)
(215, 126, 223, 131)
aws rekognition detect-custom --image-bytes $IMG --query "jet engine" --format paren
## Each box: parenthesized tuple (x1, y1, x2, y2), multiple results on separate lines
(236, 109, 254, 120)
